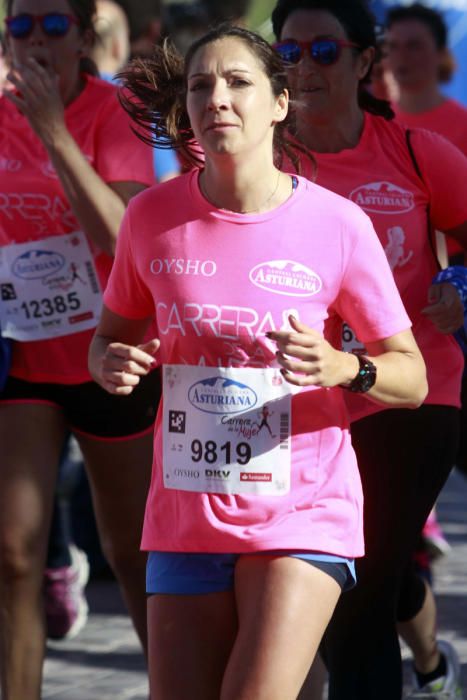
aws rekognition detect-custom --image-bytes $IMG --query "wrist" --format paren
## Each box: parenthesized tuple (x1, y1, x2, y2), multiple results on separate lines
(339, 351, 361, 388)
(42, 121, 71, 152)
(340, 353, 377, 393)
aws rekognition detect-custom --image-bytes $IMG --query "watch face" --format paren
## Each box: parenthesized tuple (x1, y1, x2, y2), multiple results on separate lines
(349, 356, 377, 393)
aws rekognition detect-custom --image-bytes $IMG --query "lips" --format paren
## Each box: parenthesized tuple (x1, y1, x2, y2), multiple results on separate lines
(296, 86, 322, 94)
(204, 123, 237, 132)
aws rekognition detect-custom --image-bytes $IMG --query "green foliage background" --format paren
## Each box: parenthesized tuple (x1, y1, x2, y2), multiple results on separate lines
(247, 0, 276, 38)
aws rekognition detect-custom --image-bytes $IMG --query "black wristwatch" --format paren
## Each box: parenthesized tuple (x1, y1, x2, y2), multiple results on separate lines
(343, 354, 377, 393)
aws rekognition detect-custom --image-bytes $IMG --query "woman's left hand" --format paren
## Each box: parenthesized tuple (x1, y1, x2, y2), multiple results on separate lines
(4, 57, 67, 146)
(267, 315, 357, 387)
(422, 282, 464, 334)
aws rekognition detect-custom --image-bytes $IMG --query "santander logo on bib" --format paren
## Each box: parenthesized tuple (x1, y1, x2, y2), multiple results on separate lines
(349, 181, 415, 214)
(249, 260, 322, 298)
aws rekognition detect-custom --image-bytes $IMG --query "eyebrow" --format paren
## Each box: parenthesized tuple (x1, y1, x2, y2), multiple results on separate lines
(188, 68, 253, 79)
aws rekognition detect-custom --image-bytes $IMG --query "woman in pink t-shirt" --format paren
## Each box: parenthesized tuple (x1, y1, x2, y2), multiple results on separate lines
(272, 0, 467, 698)
(0, 0, 156, 697)
(89, 24, 427, 700)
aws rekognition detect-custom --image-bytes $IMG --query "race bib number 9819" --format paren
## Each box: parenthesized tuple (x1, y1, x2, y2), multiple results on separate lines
(163, 365, 292, 496)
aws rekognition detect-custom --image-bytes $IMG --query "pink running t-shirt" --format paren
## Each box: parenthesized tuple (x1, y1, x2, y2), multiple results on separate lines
(104, 171, 411, 557)
(394, 98, 467, 256)
(0, 74, 154, 383)
(293, 114, 466, 422)
(394, 98, 467, 157)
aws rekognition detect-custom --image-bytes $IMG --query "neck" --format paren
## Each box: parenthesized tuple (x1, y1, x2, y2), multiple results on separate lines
(200, 154, 289, 214)
(397, 84, 445, 114)
(294, 101, 365, 154)
(63, 68, 86, 107)
(97, 58, 123, 77)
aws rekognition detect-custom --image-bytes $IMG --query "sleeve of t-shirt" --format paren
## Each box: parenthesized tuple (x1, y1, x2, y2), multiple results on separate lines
(410, 128, 467, 231)
(94, 94, 155, 186)
(334, 210, 412, 343)
(103, 202, 155, 320)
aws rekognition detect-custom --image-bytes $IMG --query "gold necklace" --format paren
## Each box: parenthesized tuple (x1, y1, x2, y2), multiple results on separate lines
(200, 170, 282, 214)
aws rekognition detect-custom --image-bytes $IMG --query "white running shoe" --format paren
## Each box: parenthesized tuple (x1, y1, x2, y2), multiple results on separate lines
(44, 545, 90, 640)
(406, 640, 464, 699)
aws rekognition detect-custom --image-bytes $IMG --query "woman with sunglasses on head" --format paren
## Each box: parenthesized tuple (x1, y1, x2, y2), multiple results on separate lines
(0, 1, 156, 698)
(272, 1, 467, 698)
(88, 23, 427, 700)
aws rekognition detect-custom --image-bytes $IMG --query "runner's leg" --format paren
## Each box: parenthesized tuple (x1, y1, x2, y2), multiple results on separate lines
(75, 432, 152, 652)
(0, 403, 66, 700)
(147, 590, 238, 700)
(221, 555, 341, 700)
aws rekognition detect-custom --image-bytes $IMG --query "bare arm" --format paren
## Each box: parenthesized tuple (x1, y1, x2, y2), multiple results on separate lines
(422, 220, 467, 334)
(268, 316, 427, 409)
(89, 306, 159, 395)
(5, 59, 147, 256)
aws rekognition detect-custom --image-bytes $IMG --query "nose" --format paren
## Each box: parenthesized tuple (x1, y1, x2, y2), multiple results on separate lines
(24, 17, 45, 46)
(206, 80, 229, 111)
(297, 50, 319, 76)
(27, 20, 45, 47)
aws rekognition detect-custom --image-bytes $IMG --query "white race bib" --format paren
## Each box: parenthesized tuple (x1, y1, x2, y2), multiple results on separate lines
(0, 232, 102, 341)
(163, 365, 292, 496)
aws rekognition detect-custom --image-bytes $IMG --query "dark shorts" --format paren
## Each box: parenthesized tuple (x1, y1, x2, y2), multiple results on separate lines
(0, 368, 161, 440)
(146, 551, 356, 595)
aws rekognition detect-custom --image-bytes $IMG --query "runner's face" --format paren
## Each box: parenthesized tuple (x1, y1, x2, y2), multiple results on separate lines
(7, 0, 88, 101)
(280, 9, 371, 126)
(186, 37, 288, 161)
(384, 20, 443, 91)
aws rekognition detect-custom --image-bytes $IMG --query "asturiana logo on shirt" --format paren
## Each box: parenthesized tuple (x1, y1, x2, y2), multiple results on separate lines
(249, 260, 322, 297)
(12, 249, 66, 280)
(349, 182, 414, 214)
(188, 377, 257, 415)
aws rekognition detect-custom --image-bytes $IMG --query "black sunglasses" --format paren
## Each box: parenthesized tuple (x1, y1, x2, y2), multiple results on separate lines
(274, 38, 362, 66)
(5, 13, 78, 40)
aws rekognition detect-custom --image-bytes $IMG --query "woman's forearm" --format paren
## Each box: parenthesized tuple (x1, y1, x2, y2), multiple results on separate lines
(356, 349, 428, 408)
(45, 127, 130, 255)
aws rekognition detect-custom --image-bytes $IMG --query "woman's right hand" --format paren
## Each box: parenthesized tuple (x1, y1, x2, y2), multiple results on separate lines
(99, 338, 160, 395)
(4, 58, 67, 148)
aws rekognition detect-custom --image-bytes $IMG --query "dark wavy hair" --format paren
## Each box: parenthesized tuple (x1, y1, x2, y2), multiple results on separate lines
(118, 23, 315, 171)
(272, 0, 394, 120)
(4, 0, 99, 75)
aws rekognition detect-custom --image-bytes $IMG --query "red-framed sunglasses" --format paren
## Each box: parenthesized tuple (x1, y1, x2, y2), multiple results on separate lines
(5, 13, 78, 39)
(274, 38, 362, 66)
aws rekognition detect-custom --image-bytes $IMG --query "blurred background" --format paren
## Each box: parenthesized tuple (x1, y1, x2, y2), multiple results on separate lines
(371, 0, 467, 105)
(1, 1, 466, 104)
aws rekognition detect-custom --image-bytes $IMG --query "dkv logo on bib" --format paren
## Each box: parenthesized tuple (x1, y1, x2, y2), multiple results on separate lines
(188, 377, 258, 415)
(249, 260, 322, 297)
(350, 182, 415, 214)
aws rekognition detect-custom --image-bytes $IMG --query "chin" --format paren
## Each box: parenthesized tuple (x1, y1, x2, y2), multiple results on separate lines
(298, 102, 330, 125)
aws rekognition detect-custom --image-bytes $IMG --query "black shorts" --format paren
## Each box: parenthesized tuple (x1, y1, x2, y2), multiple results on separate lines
(0, 369, 161, 440)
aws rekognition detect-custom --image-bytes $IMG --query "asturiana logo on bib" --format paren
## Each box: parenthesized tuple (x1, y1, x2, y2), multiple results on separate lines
(249, 260, 322, 297)
(188, 377, 257, 415)
(12, 249, 66, 280)
(349, 182, 414, 214)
